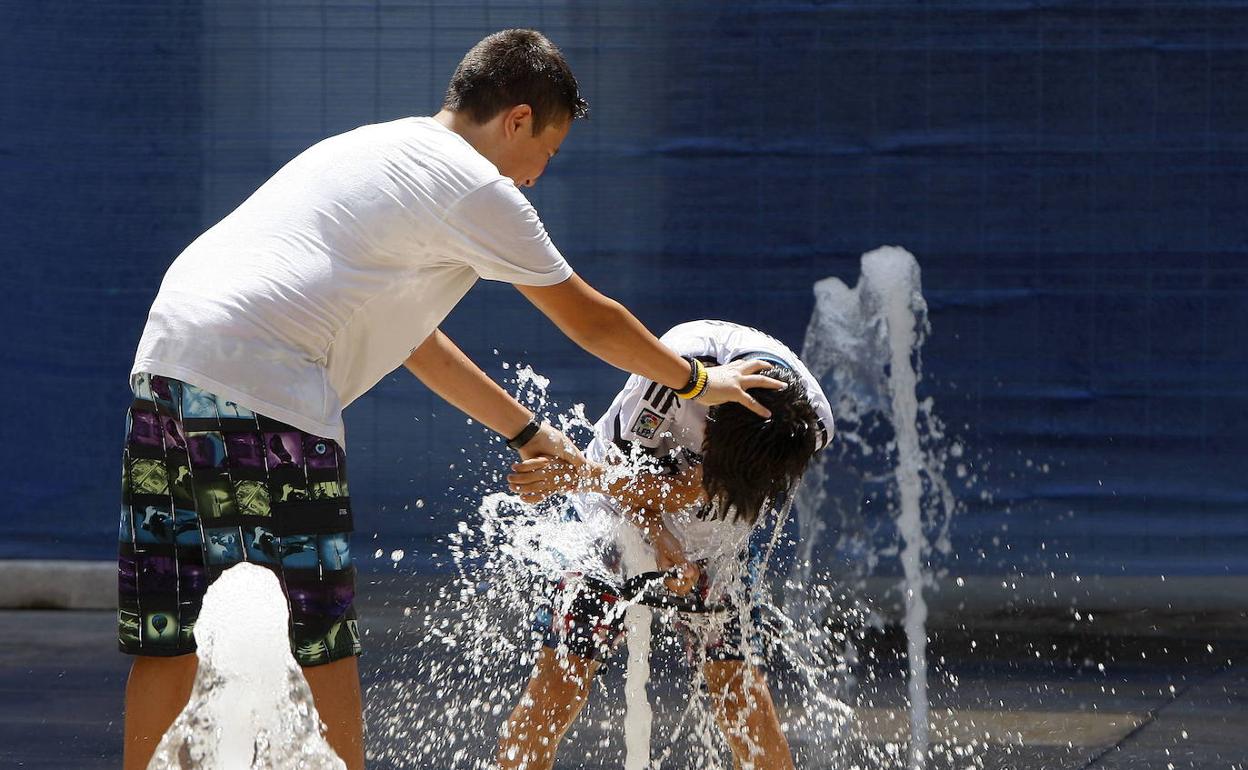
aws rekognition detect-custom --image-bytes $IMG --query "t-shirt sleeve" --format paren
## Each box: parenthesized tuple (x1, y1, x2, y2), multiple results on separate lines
(612, 376, 677, 453)
(443, 179, 574, 286)
(602, 374, 700, 475)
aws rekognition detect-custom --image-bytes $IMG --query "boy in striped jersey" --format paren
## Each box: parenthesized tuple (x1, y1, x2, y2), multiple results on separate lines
(499, 320, 834, 770)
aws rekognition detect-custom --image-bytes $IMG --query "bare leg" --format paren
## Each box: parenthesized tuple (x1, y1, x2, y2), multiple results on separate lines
(122, 653, 365, 770)
(498, 647, 598, 770)
(303, 656, 366, 770)
(123, 654, 198, 770)
(703, 659, 796, 770)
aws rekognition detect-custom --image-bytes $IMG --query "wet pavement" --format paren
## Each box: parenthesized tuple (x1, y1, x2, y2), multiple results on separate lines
(3, 582, 1246, 770)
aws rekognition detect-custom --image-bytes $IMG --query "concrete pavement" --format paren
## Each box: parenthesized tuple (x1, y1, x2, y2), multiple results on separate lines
(2, 588, 1245, 769)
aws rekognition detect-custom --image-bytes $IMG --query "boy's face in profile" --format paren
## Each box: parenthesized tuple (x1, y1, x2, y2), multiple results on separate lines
(493, 107, 571, 189)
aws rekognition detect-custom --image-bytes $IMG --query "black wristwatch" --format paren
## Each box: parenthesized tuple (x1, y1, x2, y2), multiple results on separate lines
(507, 418, 543, 450)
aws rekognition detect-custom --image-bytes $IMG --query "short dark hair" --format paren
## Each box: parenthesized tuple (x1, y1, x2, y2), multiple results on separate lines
(443, 29, 589, 133)
(700, 367, 820, 526)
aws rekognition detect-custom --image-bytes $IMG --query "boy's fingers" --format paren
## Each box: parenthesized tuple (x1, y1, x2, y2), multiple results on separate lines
(737, 391, 772, 418)
(510, 458, 552, 472)
(508, 470, 554, 486)
(509, 479, 549, 497)
(507, 468, 565, 486)
(508, 461, 581, 498)
(735, 359, 773, 375)
(740, 373, 786, 391)
(558, 440, 587, 466)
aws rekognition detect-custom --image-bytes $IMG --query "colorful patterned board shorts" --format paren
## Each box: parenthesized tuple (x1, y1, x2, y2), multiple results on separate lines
(532, 542, 764, 665)
(118, 373, 361, 667)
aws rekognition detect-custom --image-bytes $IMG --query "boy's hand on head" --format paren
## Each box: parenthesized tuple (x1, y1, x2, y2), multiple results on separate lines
(700, 359, 785, 418)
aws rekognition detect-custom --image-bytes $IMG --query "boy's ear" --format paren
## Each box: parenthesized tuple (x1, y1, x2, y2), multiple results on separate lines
(503, 104, 534, 139)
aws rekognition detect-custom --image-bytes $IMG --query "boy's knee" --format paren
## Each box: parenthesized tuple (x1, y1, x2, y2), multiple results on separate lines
(127, 654, 198, 696)
(705, 661, 764, 720)
(521, 678, 588, 729)
(714, 688, 755, 730)
(498, 686, 583, 770)
(501, 651, 594, 751)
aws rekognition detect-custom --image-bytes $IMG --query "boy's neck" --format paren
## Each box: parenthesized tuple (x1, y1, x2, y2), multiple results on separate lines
(434, 109, 492, 158)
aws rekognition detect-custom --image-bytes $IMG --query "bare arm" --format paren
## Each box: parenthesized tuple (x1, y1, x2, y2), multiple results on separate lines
(627, 474, 701, 594)
(516, 275, 783, 417)
(517, 274, 687, 386)
(507, 456, 703, 515)
(608, 462, 704, 523)
(403, 330, 583, 463)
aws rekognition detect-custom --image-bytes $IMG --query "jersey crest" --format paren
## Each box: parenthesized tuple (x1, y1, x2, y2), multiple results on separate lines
(631, 408, 665, 440)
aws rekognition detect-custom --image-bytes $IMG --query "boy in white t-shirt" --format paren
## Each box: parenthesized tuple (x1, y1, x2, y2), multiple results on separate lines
(120, 32, 782, 770)
(499, 320, 834, 770)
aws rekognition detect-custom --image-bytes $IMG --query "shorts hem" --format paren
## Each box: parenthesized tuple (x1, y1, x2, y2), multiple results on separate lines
(118, 643, 362, 667)
(119, 643, 196, 658)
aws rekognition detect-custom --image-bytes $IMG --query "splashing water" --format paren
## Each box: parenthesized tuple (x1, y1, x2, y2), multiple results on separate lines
(369, 363, 892, 769)
(148, 562, 344, 770)
(794, 246, 961, 769)
(139, 290, 984, 770)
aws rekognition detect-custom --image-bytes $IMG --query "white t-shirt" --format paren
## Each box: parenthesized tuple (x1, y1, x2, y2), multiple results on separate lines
(132, 117, 573, 444)
(580, 320, 835, 580)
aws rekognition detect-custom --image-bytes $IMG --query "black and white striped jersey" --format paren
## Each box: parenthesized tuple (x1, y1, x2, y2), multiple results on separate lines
(582, 320, 835, 568)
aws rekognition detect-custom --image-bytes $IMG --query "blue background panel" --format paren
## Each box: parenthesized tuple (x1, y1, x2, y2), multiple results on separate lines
(1, 2, 1245, 578)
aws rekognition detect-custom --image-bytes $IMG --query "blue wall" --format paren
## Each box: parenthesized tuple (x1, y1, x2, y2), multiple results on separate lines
(3, 2, 1246, 578)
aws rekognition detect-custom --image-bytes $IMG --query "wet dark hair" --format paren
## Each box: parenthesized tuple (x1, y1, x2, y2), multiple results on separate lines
(443, 29, 589, 133)
(700, 367, 820, 526)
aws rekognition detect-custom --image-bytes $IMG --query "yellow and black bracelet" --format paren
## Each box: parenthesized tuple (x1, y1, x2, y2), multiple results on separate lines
(674, 356, 709, 400)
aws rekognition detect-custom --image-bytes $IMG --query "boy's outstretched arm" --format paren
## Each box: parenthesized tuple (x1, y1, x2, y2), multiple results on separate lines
(507, 456, 701, 511)
(404, 329, 584, 464)
(516, 275, 783, 417)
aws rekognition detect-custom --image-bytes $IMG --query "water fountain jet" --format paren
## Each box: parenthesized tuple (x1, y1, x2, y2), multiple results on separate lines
(147, 562, 345, 770)
(795, 246, 954, 769)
